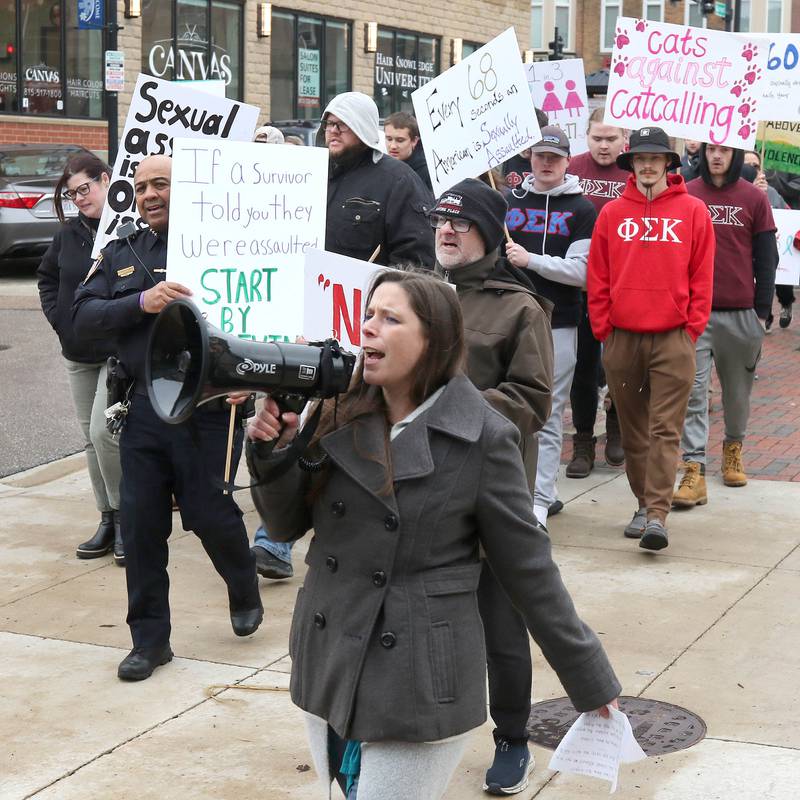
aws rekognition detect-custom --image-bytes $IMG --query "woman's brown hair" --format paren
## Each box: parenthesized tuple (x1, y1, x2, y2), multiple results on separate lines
(53, 152, 111, 224)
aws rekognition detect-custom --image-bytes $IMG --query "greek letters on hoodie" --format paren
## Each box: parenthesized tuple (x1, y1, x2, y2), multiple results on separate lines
(505, 173, 597, 328)
(587, 173, 714, 343)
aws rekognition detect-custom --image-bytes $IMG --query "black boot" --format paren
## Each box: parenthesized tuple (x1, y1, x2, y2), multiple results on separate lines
(112, 510, 125, 567)
(76, 512, 115, 559)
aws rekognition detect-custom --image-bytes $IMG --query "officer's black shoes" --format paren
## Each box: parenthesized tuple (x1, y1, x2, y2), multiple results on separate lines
(230, 600, 264, 637)
(76, 511, 115, 559)
(252, 545, 294, 580)
(112, 510, 125, 567)
(117, 643, 173, 681)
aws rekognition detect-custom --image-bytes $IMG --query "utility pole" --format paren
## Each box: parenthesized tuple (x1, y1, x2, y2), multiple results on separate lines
(106, 0, 120, 165)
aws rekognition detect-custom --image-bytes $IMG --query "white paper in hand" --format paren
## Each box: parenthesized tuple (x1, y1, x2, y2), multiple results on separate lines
(548, 706, 646, 793)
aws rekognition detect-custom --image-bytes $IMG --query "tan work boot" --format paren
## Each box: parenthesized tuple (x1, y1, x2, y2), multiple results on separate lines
(722, 441, 747, 486)
(672, 461, 708, 508)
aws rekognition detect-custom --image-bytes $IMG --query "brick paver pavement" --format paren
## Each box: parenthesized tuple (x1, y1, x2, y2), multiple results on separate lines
(563, 293, 800, 481)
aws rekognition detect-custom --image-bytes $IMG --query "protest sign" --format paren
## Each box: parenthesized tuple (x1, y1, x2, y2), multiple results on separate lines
(757, 121, 800, 175)
(303, 249, 390, 351)
(94, 74, 259, 256)
(773, 209, 800, 286)
(758, 34, 800, 121)
(605, 18, 769, 149)
(526, 59, 589, 155)
(167, 138, 328, 341)
(412, 27, 541, 197)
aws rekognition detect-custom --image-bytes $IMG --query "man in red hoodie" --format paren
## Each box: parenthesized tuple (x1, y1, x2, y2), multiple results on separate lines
(587, 127, 714, 551)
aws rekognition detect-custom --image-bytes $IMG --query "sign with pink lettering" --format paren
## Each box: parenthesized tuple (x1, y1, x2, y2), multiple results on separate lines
(605, 17, 769, 149)
(303, 249, 391, 352)
(525, 59, 589, 155)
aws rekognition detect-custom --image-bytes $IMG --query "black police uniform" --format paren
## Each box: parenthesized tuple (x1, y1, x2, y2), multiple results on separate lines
(72, 229, 260, 650)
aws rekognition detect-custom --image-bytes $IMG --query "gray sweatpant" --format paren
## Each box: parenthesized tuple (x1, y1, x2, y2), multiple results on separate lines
(680, 309, 764, 465)
(533, 326, 578, 523)
(64, 359, 122, 512)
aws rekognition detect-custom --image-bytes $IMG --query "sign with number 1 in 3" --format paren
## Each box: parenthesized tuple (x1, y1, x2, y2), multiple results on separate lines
(411, 27, 541, 197)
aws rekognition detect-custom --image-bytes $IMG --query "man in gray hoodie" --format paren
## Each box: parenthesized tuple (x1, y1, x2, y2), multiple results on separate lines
(504, 126, 597, 529)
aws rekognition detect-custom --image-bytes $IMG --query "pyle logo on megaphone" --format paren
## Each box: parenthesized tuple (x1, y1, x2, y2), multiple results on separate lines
(236, 358, 278, 377)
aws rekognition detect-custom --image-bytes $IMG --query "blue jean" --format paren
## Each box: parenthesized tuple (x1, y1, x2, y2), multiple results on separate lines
(253, 525, 293, 564)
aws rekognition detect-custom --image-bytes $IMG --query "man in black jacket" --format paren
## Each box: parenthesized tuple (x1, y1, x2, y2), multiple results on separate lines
(384, 111, 432, 191)
(316, 92, 434, 267)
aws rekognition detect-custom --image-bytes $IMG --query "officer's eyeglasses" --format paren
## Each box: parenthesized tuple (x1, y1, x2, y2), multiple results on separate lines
(430, 213, 472, 233)
(320, 119, 351, 134)
(62, 176, 101, 201)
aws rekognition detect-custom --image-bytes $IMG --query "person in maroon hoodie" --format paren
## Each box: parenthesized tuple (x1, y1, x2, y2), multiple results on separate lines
(566, 107, 629, 480)
(587, 127, 714, 551)
(673, 144, 777, 507)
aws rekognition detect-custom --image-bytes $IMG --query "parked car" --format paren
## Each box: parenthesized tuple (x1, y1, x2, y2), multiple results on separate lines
(0, 144, 89, 262)
(268, 120, 320, 146)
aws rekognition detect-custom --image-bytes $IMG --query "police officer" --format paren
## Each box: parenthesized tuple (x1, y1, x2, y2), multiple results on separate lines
(73, 155, 263, 682)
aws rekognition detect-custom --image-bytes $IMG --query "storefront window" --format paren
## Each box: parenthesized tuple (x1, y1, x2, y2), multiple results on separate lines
(374, 29, 439, 117)
(142, 0, 244, 100)
(65, 0, 103, 118)
(1, 1, 104, 119)
(0, 1, 17, 112)
(269, 9, 352, 121)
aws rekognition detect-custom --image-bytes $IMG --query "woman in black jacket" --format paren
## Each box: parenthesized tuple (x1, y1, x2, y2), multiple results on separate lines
(37, 153, 124, 565)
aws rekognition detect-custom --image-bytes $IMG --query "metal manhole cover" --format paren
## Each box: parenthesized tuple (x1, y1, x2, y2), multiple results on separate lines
(527, 696, 706, 756)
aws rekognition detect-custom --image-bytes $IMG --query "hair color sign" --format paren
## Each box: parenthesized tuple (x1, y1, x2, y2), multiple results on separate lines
(605, 18, 768, 149)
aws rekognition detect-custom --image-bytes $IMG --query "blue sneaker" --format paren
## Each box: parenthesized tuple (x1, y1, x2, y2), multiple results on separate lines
(483, 736, 533, 795)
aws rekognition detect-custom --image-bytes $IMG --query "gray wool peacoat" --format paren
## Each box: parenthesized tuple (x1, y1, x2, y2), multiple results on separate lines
(248, 375, 620, 743)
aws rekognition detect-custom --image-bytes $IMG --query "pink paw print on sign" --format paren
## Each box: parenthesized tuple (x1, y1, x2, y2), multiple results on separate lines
(741, 42, 759, 62)
(738, 122, 754, 140)
(317, 274, 331, 291)
(738, 98, 756, 118)
(730, 79, 747, 98)
(635, 19, 647, 32)
(615, 27, 630, 49)
(744, 65, 762, 85)
(613, 56, 628, 77)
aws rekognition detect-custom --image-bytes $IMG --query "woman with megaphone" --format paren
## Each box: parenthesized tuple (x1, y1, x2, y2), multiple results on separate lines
(246, 269, 620, 799)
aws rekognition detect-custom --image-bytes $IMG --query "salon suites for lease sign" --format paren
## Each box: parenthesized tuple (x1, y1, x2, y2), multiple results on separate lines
(604, 18, 769, 149)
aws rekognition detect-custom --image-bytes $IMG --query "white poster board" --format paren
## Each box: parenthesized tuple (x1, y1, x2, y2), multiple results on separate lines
(94, 74, 260, 256)
(758, 35, 800, 121)
(167, 138, 329, 341)
(412, 27, 541, 197)
(773, 209, 800, 286)
(605, 18, 769, 149)
(303, 249, 390, 351)
(526, 59, 589, 155)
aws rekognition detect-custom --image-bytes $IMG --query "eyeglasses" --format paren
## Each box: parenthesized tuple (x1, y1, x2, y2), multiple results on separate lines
(320, 119, 351, 134)
(430, 213, 472, 233)
(62, 175, 101, 201)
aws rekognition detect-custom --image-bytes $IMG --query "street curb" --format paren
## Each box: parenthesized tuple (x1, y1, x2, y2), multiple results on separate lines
(1, 452, 85, 488)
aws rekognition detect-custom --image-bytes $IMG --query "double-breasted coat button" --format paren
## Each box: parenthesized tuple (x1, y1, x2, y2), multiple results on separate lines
(380, 631, 397, 648)
(383, 513, 398, 531)
(326, 556, 338, 572)
(331, 501, 345, 517)
(372, 570, 387, 587)
(313, 612, 326, 629)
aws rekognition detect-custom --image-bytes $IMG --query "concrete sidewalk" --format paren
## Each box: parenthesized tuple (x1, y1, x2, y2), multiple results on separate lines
(2, 455, 799, 800)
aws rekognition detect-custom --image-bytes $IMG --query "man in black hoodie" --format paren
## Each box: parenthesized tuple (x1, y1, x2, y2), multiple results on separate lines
(433, 178, 553, 795)
(384, 111, 432, 191)
(505, 126, 597, 529)
(675, 144, 778, 506)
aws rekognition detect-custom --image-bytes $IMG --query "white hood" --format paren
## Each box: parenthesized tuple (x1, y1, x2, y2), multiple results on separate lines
(518, 172, 583, 197)
(315, 92, 387, 163)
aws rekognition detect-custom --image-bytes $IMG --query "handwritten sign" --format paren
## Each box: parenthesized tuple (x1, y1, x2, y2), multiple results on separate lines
(526, 59, 589, 155)
(758, 34, 800, 121)
(412, 27, 541, 196)
(549, 707, 646, 794)
(303, 249, 390, 351)
(167, 138, 328, 341)
(757, 121, 800, 175)
(94, 74, 259, 256)
(773, 209, 800, 285)
(606, 18, 769, 149)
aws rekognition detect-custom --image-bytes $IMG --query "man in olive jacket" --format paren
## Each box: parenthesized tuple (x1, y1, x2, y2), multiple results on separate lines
(433, 178, 554, 794)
